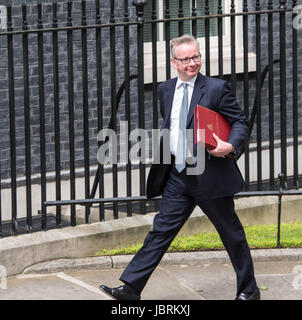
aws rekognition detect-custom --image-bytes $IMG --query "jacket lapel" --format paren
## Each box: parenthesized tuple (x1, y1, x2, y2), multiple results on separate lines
(186, 73, 206, 128)
(162, 78, 177, 129)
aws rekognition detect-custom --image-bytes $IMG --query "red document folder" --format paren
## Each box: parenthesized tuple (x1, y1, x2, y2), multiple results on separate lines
(194, 105, 231, 149)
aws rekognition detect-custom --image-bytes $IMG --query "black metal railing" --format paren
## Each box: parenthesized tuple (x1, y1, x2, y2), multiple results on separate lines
(0, 0, 301, 243)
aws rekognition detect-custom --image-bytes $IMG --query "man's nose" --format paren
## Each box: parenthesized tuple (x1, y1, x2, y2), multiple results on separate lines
(188, 58, 196, 65)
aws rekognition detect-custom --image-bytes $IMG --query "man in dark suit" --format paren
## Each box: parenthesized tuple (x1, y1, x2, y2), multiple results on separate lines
(100, 35, 260, 300)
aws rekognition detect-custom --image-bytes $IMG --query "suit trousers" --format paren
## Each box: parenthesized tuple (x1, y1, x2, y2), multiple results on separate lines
(120, 165, 257, 296)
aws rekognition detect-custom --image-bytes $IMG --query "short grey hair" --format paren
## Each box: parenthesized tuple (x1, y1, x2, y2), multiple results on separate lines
(170, 35, 200, 57)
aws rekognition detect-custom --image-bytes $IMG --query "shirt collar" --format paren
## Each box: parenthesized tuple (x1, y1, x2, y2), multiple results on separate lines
(176, 74, 198, 89)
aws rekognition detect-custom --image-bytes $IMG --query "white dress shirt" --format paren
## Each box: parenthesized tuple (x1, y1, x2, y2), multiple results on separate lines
(170, 75, 197, 156)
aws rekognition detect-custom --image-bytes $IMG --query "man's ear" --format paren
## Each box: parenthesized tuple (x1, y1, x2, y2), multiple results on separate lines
(171, 58, 177, 70)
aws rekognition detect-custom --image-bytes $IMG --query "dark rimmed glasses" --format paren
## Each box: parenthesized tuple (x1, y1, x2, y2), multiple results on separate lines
(173, 54, 201, 65)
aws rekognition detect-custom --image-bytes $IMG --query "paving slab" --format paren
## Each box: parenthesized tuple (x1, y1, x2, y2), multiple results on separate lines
(0, 273, 107, 300)
(64, 267, 206, 300)
(1, 259, 302, 300)
(162, 260, 302, 300)
(162, 263, 236, 300)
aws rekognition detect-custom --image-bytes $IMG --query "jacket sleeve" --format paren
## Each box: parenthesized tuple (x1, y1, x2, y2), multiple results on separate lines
(217, 81, 249, 152)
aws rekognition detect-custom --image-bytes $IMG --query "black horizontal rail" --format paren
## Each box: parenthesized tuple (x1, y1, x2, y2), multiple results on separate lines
(0, 20, 141, 36)
(0, 7, 291, 36)
(144, 8, 292, 24)
(43, 189, 302, 207)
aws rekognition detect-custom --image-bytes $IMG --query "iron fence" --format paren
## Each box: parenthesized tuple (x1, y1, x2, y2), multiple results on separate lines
(0, 0, 301, 244)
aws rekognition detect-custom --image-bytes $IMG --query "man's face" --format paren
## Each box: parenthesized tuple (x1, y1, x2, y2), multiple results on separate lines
(171, 42, 202, 82)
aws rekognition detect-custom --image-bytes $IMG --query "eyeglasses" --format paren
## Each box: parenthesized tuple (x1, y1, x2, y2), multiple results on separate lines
(173, 54, 201, 65)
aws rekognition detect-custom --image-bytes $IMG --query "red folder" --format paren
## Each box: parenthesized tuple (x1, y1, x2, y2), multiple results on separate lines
(194, 105, 231, 149)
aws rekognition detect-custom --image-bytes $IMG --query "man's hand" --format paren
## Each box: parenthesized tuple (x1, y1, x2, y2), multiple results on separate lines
(208, 133, 234, 158)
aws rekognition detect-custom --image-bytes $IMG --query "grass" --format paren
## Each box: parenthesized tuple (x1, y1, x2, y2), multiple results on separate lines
(96, 222, 302, 256)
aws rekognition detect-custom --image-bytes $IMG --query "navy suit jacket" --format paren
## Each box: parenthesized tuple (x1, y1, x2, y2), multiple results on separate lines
(146, 73, 248, 200)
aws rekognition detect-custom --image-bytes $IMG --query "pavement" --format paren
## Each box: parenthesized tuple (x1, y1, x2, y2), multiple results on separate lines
(0, 248, 302, 301)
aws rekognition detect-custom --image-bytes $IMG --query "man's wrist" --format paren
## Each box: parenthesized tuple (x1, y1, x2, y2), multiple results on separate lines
(230, 145, 237, 156)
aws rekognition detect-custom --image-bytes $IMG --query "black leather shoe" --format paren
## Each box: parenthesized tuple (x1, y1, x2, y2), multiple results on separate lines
(99, 284, 141, 300)
(235, 288, 261, 300)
